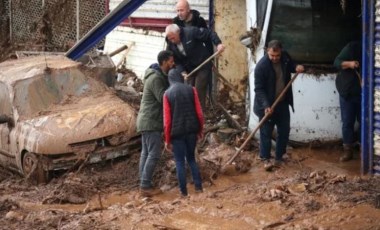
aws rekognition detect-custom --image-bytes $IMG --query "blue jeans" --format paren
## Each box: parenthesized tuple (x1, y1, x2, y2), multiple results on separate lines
(259, 101, 290, 161)
(339, 95, 361, 145)
(139, 131, 162, 189)
(171, 133, 203, 195)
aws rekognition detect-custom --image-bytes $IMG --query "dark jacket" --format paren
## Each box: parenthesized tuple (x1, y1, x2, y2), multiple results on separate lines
(173, 10, 214, 55)
(333, 41, 362, 98)
(166, 27, 222, 72)
(253, 51, 296, 118)
(163, 84, 203, 144)
(173, 9, 207, 28)
(136, 64, 169, 132)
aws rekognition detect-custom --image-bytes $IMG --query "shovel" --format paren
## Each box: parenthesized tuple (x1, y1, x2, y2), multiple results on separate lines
(221, 72, 301, 170)
(184, 50, 222, 80)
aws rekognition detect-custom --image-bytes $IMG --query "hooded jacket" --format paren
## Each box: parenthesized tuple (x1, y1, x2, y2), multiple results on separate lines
(163, 68, 203, 144)
(136, 64, 169, 132)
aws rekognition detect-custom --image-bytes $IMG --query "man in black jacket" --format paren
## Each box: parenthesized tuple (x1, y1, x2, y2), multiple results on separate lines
(173, 0, 213, 55)
(254, 40, 304, 171)
(165, 23, 225, 111)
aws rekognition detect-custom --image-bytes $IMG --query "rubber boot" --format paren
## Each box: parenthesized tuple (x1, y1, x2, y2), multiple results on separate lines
(340, 144, 354, 162)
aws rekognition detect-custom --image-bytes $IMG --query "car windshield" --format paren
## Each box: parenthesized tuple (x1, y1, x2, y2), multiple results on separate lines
(13, 68, 108, 119)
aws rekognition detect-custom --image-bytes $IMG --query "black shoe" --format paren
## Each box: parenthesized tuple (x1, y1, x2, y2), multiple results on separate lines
(263, 160, 274, 171)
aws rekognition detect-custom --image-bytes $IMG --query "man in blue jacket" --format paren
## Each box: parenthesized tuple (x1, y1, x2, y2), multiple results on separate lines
(254, 40, 304, 171)
(137, 50, 175, 197)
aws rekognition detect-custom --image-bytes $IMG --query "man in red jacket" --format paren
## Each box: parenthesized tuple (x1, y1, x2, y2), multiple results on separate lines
(163, 66, 204, 197)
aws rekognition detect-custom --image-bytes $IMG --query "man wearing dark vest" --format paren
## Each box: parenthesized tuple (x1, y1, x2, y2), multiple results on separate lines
(163, 66, 204, 197)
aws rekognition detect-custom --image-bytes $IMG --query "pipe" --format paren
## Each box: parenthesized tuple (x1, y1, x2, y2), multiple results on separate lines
(76, 0, 80, 41)
(9, 0, 12, 42)
(65, 0, 148, 60)
(361, 0, 369, 174)
(368, 0, 375, 175)
(257, 0, 273, 60)
(361, 0, 374, 175)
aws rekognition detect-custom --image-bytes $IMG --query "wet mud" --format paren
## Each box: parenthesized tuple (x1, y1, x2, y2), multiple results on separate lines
(0, 145, 379, 229)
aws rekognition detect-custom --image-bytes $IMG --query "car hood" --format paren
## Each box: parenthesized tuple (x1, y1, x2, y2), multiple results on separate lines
(16, 98, 137, 154)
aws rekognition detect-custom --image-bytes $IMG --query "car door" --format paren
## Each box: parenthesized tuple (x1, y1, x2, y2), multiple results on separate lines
(0, 83, 12, 157)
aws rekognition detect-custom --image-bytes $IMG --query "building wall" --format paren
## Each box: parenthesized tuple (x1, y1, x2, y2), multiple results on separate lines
(104, 26, 166, 78)
(9, 0, 106, 51)
(109, 0, 209, 20)
(104, 0, 210, 78)
(214, 0, 248, 98)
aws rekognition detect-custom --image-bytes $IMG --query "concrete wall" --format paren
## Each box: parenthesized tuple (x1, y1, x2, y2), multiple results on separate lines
(214, 0, 248, 99)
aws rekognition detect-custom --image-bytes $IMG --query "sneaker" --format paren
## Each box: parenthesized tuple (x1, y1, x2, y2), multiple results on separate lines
(274, 160, 283, 167)
(263, 160, 274, 171)
(195, 188, 203, 193)
(180, 193, 188, 198)
(139, 187, 162, 197)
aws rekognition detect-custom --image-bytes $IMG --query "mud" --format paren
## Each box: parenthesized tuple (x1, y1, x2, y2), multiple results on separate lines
(0, 146, 379, 229)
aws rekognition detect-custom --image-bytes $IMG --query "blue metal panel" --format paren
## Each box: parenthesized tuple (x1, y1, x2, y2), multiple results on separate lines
(362, 0, 370, 174)
(372, 0, 380, 175)
(65, 0, 148, 60)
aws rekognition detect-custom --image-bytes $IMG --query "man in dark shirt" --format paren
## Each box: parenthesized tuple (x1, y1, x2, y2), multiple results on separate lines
(254, 40, 304, 171)
(334, 41, 362, 162)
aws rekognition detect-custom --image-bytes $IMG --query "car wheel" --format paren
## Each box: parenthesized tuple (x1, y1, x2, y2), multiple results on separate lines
(22, 152, 49, 184)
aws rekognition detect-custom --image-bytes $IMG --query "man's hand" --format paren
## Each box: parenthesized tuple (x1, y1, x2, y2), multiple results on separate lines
(181, 71, 189, 81)
(295, 65, 305, 73)
(342, 61, 359, 70)
(350, 61, 360, 69)
(164, 143, 172, 153)
(216, 44, 225, 54)
(198, 132, 204, 140)
(264, 107, 273, 115)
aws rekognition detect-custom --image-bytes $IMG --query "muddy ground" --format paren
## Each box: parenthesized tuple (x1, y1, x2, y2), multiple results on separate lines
(0, 57, 379, 229)
(0, 143, 380, 230)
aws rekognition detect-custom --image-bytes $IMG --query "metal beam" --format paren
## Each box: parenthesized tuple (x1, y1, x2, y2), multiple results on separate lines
(65, 0, 148, 60)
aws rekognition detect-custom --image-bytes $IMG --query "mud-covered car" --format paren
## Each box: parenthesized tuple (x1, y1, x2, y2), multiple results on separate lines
(0, 56, 138, 182)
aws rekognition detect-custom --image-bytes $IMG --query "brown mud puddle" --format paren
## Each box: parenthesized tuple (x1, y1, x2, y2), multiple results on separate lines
(0, 147, 379, 229)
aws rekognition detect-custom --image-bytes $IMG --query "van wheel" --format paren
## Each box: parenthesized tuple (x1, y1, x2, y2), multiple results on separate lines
(22, 152, 49, 184)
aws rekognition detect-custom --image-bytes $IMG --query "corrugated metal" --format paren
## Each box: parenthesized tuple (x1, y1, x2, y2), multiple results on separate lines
(104, 26, 165, 78)
(373, 0, 380, 175)
(109, 0, 209, 20)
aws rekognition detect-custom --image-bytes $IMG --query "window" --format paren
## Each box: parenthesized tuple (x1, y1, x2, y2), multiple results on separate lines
(264, 0, 361, 64)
